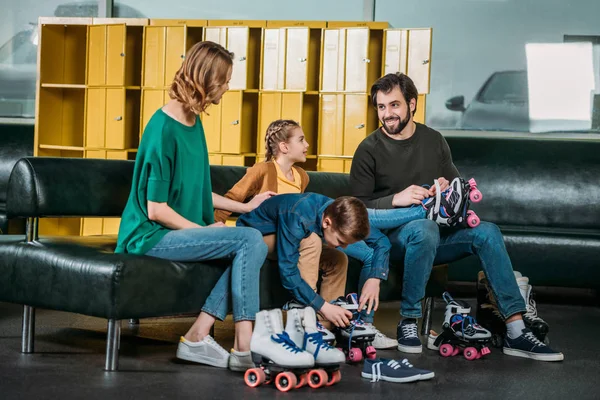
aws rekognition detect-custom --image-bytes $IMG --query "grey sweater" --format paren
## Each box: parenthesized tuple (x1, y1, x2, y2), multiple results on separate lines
(349, 123, 460, 209)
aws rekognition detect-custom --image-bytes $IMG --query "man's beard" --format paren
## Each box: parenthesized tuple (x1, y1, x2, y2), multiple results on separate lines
(381, 112, 410, 135)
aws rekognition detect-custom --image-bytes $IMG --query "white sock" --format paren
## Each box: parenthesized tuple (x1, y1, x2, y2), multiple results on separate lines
(506, 319, 526, 339)
(231, 349, 251, 356)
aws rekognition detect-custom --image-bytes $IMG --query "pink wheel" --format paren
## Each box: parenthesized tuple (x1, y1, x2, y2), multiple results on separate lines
(244, 368, 266, 388)
(467, 211, 480, 228)
(451, 347, 460, 356)
(365, 346, 377, 360)
(348, 347, 363, 362)
(464, 347, 479, 361)
(326, 370, 342, 386)
(307, 369, 328, 389)
(470, 189, 483, 203)
(439, 343, 454, 357)
(275, 371, 297, 392)
(468, 178, 478, 188)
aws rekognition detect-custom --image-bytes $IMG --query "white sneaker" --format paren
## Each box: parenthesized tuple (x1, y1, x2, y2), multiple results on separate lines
(365, 323, 397, 349)
(228, 349, 255, 372)
(176, 335, 230, 368)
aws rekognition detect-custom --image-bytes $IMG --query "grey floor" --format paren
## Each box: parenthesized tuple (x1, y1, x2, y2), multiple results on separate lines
(1, 298, 599, 400)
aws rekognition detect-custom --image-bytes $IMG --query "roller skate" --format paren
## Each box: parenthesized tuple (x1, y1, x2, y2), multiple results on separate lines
(429, 292, 491, 360)
(285, 307, 345, 388)
(332, 293, 377, 363)
(423, 176, 482, 228)
(244, 309, 315, 392)
(283, 299, 336, 344)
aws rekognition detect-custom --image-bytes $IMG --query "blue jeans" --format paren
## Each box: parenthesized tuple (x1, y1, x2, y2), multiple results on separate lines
(343, 206, 426, 322)
(146, 227, 268, 322)
(388, 220, 526, 319)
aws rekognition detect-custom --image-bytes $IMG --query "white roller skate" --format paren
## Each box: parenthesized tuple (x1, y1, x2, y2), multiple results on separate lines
(283, 299, 335, 344)
(285, 307, 344, 388)
(245, 309, 315, 392)
(332, 293, 377, 362)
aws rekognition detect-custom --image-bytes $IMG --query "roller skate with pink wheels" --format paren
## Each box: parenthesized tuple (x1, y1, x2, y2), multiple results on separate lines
(428, 292, 492, 360)
(244, 309, 315, 392)
(423, 176, 482, 228)
(332, 293, 377, 363)
(285, 307, 345, 388)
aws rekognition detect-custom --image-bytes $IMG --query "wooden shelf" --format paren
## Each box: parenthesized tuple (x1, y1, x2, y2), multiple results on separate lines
(41, 83, 86, 89)
(39, 144, 84, 151)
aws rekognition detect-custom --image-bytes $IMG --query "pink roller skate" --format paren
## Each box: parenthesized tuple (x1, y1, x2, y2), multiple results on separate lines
(424, 177, 483, 229)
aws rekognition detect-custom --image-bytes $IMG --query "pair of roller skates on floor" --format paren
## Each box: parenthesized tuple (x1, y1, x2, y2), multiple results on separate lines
(245, 307, 345, 392)
(476, 270, 550, 348)
(423, 176, 483, 228)
(427, 292, 492, 361)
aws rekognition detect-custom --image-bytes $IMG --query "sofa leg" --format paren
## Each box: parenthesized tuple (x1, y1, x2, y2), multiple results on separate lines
(421, 297, 434, 336)
(105, 319, 121, 371)
(128, 318, 139, 326)
(21, 306, 35, 353)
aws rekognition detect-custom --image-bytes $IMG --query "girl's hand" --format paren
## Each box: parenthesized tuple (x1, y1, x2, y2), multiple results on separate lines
(245, 191, 277, 212)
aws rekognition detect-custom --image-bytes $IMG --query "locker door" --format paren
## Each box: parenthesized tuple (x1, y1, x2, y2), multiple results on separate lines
(87, 25, 107, 85)
(257, 93, 282, 155)
(343, 95, 368, 156)
(106, 24, 126, 86)
(285, 28, 309, 90)
(321, 29, 341, 92)
(141, 90, 165, 135)
(143, 26, 165, 87)
(414, 94, 427, 124)
(105, 88, 126, 149)
(85, 88, 106, 148)
(204, 27, 227, 46)
(203, 102, 222, 153)
(227, 27, 249, 90)
(345, 28, 369, 93)
(220, 91, 243, 153)
(407, 29, 432, 94)
(164, 26, 186, 86)
(318, 158, 345, 173)
(384, 29, 408, 75)
(262, 28, 284, 90)
(319, 94, 344, 155)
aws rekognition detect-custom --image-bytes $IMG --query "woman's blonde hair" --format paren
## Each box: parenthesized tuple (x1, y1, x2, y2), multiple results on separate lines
(169, 41, 233, 115)
(264, 119, 301, 160)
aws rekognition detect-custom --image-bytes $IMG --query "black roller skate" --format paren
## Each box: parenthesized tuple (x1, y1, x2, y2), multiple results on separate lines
(424, 177, 482, 228)
(428, 292, 491, 360)
(332, 293, 377, 363)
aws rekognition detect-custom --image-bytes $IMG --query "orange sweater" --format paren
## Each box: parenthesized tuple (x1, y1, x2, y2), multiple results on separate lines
(214, 161, 310, 223)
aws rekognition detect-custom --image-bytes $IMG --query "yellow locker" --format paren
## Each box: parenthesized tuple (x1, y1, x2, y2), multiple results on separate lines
(317, 158, 352, 173)
(38, 87, 85, 147)
(318, 94, 344, 155)
(344, 28, 370, 93)
(414, 94, 427, 124)
(85, 88, 107, 147)
(285, 28, 310, 90)
(202, 103, 223, 153)
(261, 28, 286, 90)
(383, 29, 408, 75)
(343, 95, 369, 156)
(39, 20, 89, 85)
(221, 155, 255, 167)
(321, 29, 344, 92)
(220, 91, 258, 154)
(140, 89, 168, 136)
(407, 29, 432, 94)
(208, 154, 223, 165)
(261, 27, 311, 91)
(164, 26, 186, 83)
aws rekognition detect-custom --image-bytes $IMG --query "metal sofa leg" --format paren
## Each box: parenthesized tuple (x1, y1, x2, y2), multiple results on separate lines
(105, 319, 121, 371)
(128, 318, 139, 326)
(421, 297, 434, 336)
(21, 306, 35, 353)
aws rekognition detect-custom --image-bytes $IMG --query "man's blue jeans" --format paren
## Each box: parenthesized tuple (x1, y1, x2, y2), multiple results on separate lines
(146, 227, 268, 322)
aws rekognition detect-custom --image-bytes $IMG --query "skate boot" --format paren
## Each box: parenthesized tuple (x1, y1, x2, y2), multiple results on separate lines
(423, 177, 482, 228)
(245, 309, 315, 392)
(431, 292, 491, 360)
(332, 293, 377, 362)
(518, 277, 550, 343)
(285, 307, 345, 388)
(283, 299, 335, 344)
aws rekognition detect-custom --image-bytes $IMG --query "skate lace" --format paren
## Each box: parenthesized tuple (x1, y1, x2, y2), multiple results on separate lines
(524, 331, 545, 347)
(401, 321, 419, 339)
(525, 299, 544, 322)
(272, 332, 303, 353)
(305, 332, 332, 360)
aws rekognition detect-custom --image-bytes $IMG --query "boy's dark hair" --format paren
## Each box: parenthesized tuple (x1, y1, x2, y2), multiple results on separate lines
(324, 196, 370, 242)
(370, 72, 419, 116)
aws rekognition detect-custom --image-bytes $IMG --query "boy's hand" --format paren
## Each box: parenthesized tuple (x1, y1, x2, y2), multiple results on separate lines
(359, 278, 380, 314)
(320, 302, 352, 328)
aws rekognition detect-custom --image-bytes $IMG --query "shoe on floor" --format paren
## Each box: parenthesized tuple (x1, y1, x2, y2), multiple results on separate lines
(365, 323, 397, 349)
(228, 349, 255, 372)
(361, 358, 423, 383)
(176, 335, 230, 368)
(503, 328, 564, 362)
(397, 319, 422, 353)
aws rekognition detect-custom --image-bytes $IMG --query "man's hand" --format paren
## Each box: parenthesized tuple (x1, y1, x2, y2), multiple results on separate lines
(245, 191, 277, 212)
(319, 302, 352, 328)
(392, 185, 431, 207)
(359, 278, 381, 314)
(428, 177, 450, 196)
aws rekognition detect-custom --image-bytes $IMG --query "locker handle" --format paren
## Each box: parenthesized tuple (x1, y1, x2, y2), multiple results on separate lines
(231, 120, 240, 125)
(355, 123, 365, 129)
(239, 56, 246, 61)
(181, 54, 185, 59)
(298, 57, 307, 62)
(120, 53, 125, 57)
(422, 59, 430, 65)
(362, 58, 370, 63)
(115, 116, 123, 121)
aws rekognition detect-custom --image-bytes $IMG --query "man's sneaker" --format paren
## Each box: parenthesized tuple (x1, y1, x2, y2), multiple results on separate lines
(397, 318, 422, 353)
(361, 358, 427, 383)
(228, 349, 254, 372)
(503, 328, 564, 362)
(176, 335, 230, 368)
(364, 323, 397, 349)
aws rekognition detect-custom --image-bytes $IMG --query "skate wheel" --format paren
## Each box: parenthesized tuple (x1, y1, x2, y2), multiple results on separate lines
(480, 346, 491, 356)
(439, 343, 454, 357)
(468, 178, 478, 188)
(464, 347, 479, 361)
(451, 347, 460, 356)
(244, 368, 266, 388)
(295, 373, 308, 389)
(348, 347, 363, 362)
(308, 369, 328, 389)
(470, 189, 482, 203)
(275, 371, 297, 392)
(326, 370, 342, 386)
(365, 345, 377, 360)
(467, 211, 480, 228)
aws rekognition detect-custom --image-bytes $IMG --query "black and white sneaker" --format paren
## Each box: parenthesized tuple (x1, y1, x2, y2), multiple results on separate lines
(397, 319, 422, 354)
(503, 328, 564, 361)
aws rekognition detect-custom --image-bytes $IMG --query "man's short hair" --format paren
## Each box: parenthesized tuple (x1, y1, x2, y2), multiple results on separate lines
(370, 72, 419, 116)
